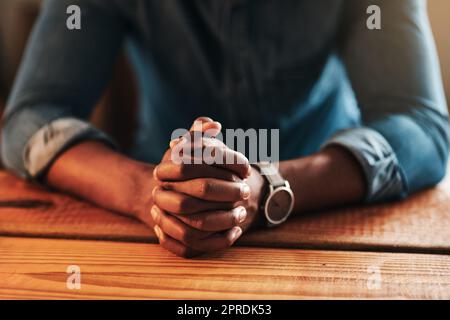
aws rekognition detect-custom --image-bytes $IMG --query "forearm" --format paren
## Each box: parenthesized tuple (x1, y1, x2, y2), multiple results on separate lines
(45, 141, 156, 224)
(279, 146, 366, 214)
(342, 0, 448, 197)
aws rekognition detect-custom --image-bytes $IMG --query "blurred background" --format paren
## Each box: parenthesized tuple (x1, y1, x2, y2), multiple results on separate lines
(429, 0, 450, 104)
(0, 0, 449, 158)
(0, 0, 138, 154)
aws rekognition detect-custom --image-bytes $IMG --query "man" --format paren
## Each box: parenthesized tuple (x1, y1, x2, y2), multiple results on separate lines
(1, 0, 448, 257)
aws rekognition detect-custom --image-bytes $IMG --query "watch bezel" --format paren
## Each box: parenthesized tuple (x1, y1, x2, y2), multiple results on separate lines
(264, 182, 295, 226)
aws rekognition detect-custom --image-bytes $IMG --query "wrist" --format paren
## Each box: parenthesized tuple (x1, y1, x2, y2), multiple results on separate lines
(279, 146, 366, 214)
(246, 166, 269, 227)
(129, 162, 157, 225)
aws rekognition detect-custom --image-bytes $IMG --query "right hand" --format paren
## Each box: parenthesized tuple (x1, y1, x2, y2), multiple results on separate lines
(150, 117, 252, 257)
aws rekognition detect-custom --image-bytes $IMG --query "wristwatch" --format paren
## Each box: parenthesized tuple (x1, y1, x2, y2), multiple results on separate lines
(252, 162, 295, 227)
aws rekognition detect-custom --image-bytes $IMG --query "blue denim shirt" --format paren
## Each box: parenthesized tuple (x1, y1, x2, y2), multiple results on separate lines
(1, 0, 449, 203)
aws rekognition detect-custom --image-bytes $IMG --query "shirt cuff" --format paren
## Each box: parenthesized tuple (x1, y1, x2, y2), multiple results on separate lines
(23, 117, 116, 179)
(321, 127, 407, 203)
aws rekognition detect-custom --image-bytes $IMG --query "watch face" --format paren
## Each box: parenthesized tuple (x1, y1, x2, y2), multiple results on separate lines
(266, 187, 294, 224)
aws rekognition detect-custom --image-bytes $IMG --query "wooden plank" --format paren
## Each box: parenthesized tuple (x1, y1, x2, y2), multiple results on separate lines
(1, 170, 450, 252)
(0, 237, 449, 299)
(0, 171, 152, 242)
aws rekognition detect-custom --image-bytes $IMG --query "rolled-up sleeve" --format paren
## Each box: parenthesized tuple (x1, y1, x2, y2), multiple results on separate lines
(1, 0, 125, 179)
(324, 0, 449, 203)
(22, 117, 115, 177)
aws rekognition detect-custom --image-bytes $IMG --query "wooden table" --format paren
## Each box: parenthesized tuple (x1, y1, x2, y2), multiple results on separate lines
(1, 170, 450, 299)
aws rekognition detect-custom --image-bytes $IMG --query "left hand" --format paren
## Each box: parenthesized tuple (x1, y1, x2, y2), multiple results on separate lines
(152, 166, 266, 258)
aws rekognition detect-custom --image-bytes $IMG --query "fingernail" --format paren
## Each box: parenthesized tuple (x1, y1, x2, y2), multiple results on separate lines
(232, 227, 243, 241)
(237, 207, 247, 224)
(240, 183, 251, 200)
(153, 166, 159, 181)
(150, 206, 158, 222)
(154, 225, 163, 239)
(152, 187, 158, 200)
(169, 139, 179, 148)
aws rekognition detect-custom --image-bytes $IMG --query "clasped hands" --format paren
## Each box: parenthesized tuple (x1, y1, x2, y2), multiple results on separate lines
(150, 117, 267, 258)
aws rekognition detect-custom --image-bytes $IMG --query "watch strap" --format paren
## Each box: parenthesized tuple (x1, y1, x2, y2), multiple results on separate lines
(253, 162, 286, 188)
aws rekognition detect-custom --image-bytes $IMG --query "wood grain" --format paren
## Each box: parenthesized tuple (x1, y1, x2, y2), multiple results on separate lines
(0, 237, 449, 299)
(1, 170, 450, 252)
(0, 171, 152, 241)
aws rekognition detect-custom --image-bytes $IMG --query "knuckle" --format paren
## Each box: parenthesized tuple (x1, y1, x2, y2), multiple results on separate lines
(176, 196, 192, 213)
(178, 245, 196, 258)
(173, 199, 183, 213)
(178, 227, 191, 243)
(177, 224, 195, 243)
(189, 215, 205, 230)
(198, 179, 212, 197)
(175, 163, 187, 177)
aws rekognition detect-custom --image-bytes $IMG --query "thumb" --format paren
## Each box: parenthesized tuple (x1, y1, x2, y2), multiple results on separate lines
(170, 117, 222, 148)
(189, 117, 222, 136)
